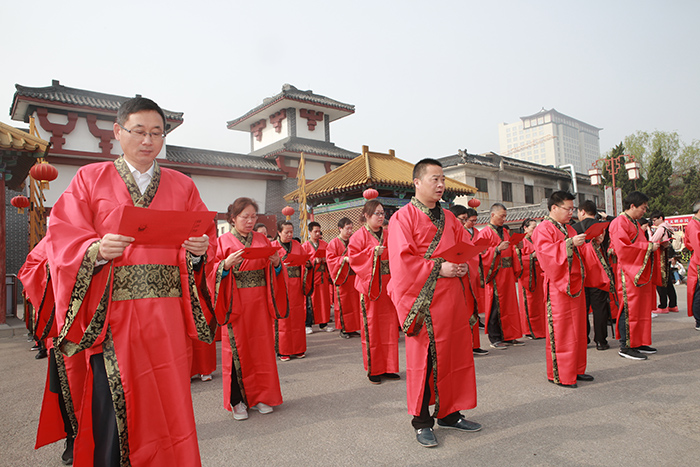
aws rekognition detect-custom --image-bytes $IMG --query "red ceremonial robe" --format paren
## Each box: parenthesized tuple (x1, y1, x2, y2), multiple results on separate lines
(273, 239, 309, 356)
(214, 230, 288, 410)
(46, 157, 217, 467)
(18, 239, 86, 450)
(302, 240, 331, 325)
(348, 226, 399, 376)
(515, 237, 547, 339)
(387, 199, 477, 418)
(190, 339, 217, 378)
(685, 216, 700, 318)
(326, 236, 362, 333)
(531, 218, 587, 386)
(609, 214, 656, 348)
(464, 228, 485, 349)
(480, 224, 523, 341)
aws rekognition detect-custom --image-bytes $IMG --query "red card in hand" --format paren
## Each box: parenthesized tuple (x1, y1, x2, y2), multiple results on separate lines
(241, 246, 279, 259)
(434, 242, 485, 263)
(117, 205, 216, 247)
(284, 253, 311, 266)
(310, 248, 326, 260)
(508, 233, 526, 245)
(583, 221, 610, 240)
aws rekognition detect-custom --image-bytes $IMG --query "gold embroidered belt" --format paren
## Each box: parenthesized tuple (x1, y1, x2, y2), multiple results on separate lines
(287, 266, 301, 278)
(112, 264, 182, 301)
(233, 269, 266, 288)
(501, 257, 513, 268)
(380, 259, 390, 276)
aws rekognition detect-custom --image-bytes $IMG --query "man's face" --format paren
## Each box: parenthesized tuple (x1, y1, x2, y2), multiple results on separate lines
(280, 225, 294, 243)
(310, 226, 322, 242)
(114, 110, 165, 171)
(551, 200, 575, 224)
(414, 165, 445, 205)
(490, 208, 507, 227)
(465, 215, 477, 230)
(339, 223, 353, 240)
(629, 202, 648, 220)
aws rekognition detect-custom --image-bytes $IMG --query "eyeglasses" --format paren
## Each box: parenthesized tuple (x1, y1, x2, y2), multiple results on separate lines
(372, 211, 385, 217)
(118, 123, 166, 141)
(555, 205, 575, 213)
(237, 214, 258, 222)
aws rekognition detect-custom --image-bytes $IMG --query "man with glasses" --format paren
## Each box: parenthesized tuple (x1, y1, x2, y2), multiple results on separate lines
(44, 97, 216, 466)
(326, 217, 362, 338)
(302, 222, 335, 332)
(609, 191, 660, 360)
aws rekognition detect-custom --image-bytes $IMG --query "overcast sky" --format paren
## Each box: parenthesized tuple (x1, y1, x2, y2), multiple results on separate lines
(2, 1, 698, 165)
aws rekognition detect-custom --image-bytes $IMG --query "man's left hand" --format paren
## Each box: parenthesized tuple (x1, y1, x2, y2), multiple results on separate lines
(183, 234, 210, 256)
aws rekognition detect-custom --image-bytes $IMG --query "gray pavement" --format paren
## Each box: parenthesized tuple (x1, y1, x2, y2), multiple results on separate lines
(2, 287, 699, 466)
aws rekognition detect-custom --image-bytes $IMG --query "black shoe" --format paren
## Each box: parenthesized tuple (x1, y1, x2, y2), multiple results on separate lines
(62, 436, 74, 465)
(349, 331, 361, 337)
(35, 349, 48, 359)
(415, 427, 438, 447)
(505, 339, 525, 346)
(30, 344, 41, 351)
(618, 347, 647, 360)
(339, 331, 351, 339)
(576, 374, 594, 382)
(635, 345, 657, 354)
(472, 348, 489, 356)
(596, 342, 610, 350)
(437, 417, 482, 432)
(478, 319, 485, 329)
(382, 373, 400, 380)
(368, 375, 381, 385)
(549, 379, 577, 388)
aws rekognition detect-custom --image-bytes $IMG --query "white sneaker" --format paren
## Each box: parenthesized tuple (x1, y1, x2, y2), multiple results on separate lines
(305, 326, 313, 335)
(324, 326, 336, 332)
(651, 313, 658, 319)
(200, 374, 212, 382)
(231, 402, 248, 420)
(251, 402, 273, 414)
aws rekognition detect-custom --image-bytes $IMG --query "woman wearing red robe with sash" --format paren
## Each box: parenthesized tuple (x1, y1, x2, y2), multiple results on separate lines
(302, 223, 333, 331)
(515, 219, 547, 339)
(213, 198, 288, 421)
(326, 218, 362, 338)
(348, 201, 400, 384)
(272, 221, 309, 360)
(684, 209, 700, 329)
(532, 192, 591, 387)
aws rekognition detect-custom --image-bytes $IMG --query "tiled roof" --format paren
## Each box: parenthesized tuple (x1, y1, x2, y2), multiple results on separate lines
(0, 121, 50, 190)
(0, 121, 50, 154)
(166, 145, 281, 172)
(251, 136, 359, 161)
(475, 202, 550, 226)
(285, 147, 477, 202)
(441, 151, 574, 177)
(227, 84, 354, 128)
(11, 80, 184, 123)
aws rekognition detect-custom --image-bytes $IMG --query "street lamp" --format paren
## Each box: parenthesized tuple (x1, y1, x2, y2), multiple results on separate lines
(589, 154, 640, 217)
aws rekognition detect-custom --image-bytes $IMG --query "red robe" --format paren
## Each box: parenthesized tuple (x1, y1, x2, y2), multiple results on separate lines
(609, 214, 656, 348)
(18, 239, 86, 450)
(326, 236, 362, 333)
(348, 226, 399, 376)
(480, 225, 523, 340)
(684, 216, 700, 318)
(214, 230, 288, 410)
(516, 237, 547, 339)
(387, 200, 477, 418)
(301, 240, 331, 325)
(464, 228, 485, 349)
(273, 239, 309, 356)
(45, 157, 217, 467)
(531, 219, 587, 385)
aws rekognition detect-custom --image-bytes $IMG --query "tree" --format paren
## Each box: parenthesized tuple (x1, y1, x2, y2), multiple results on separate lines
(680, 167, 700, 215)
(641, 148, 673, 214)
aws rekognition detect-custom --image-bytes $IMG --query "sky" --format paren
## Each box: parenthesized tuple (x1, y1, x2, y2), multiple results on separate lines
(1, 0, 698, 164)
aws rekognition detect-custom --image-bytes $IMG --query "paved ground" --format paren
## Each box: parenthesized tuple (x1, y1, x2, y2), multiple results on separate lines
(1, 286, 699, 466)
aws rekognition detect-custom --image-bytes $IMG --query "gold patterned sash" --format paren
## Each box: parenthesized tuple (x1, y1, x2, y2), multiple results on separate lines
(380, 259, 390, 276)
(287, 266, 301, 278)
(501, 257, 513, 268)
(233, 269, 266, 288)
(112, 264, 182, 301)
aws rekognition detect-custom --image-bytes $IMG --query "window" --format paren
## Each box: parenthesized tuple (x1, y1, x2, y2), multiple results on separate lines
(544, 188, 553, 200)
(475, 177, 488, 193)
(502, 182, 513, 202)
(579, 193, 586, 206)
(524, 185, 534, 204)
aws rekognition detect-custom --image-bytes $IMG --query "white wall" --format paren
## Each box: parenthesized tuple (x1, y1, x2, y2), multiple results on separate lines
(295, 112, 326, 141)
(192, 174, 267, 214)
(252, 116, 289, 152)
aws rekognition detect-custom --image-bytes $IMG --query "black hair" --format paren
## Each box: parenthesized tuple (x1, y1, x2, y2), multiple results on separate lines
(449, 204, 469, 217)
(337, 217, 353, 229)
(548, 191, 575, 211)
(578, 200, 597, 216)
(308, 221, 321, 231)
(412, 158, 443, 180)
(117, 96, 167, 129)
(623, 191, 649, 211)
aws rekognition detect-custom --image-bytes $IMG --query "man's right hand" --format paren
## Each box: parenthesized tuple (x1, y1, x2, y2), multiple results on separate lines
(497, 241, 510, 252)
(98, 234, 135, 261)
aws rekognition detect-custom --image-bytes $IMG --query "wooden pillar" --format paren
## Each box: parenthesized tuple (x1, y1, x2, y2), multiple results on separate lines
(0, 173, 6, 324)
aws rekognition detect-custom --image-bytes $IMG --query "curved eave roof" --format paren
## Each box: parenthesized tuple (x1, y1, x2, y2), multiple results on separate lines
(166, 145, 281, 172)
(0, 121, 50, 154)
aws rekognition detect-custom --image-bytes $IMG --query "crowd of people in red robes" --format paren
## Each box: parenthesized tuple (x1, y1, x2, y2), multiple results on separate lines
(18, 103, 700, 466)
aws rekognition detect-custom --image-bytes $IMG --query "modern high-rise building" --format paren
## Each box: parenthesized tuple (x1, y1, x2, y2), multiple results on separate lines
(497, 108, 601, 173)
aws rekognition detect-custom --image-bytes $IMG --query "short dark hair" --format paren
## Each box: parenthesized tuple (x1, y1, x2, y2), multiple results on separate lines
(578, 200, 597, 216)
(465, 208, 477, 218)
(490, 203, 506, 213)
(548, 191, 575, 211)
(639, 217, 649, 226)
(412, 158, 442, 181)
(449, 204, 469, 217)
(623, 191, 649, 211)
(361, 200, 383, 224)
(226, 197, 259, 225)
(649, 211, 665, 221)
(254, 223, 267, 232)
(117, 97, 167, 129)
(277, 220, 293, 232)
(521, 218, 536, 231)
(308, 221, 321, 232)
(338, 217, 353, 229)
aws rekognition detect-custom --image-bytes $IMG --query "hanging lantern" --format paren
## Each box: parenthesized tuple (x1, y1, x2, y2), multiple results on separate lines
(11, 195, 30, 214)
(588, 167, 603, 186)
(625, 161, 641, 181)
(363, 188, 379, 200)
(468, 198, 481, 208)
(281, 206, 295, 220)
(30, 161, 59, 190)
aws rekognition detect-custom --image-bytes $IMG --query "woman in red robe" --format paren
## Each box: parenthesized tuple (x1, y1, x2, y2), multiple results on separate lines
(272, 220, 308, 360)
(213, 197, 288, 421)
(326, 217, 362, 338)
(684, 211, 700, 328)
(348, 200, 400, 384)
(516, 219, 547, 339)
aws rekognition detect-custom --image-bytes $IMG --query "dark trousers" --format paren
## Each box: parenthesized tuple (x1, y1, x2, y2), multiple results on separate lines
(230, 356, 244, 407)
(49, 348, 75, 439)
(90, 353, 120, 467)
(656, 270, 677, 309)
(585, 287, 610, 345)
(487, 297, 503, 344)
(693, 282, 700, 326)
(411, 354, 461, 429)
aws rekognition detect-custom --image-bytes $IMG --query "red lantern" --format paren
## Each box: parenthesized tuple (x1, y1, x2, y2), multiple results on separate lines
(468, 198, 481, 208)
(282, 206, 295, 220)
(363, 188, 379, 200)
(30, 161, 58, 190)
(11, 195, 30, 214)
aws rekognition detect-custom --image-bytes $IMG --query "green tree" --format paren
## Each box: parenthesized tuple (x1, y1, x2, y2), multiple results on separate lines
(601, 142, 640, 198)
(641, 148, 673, 214)
(680, 167, 700, 214)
